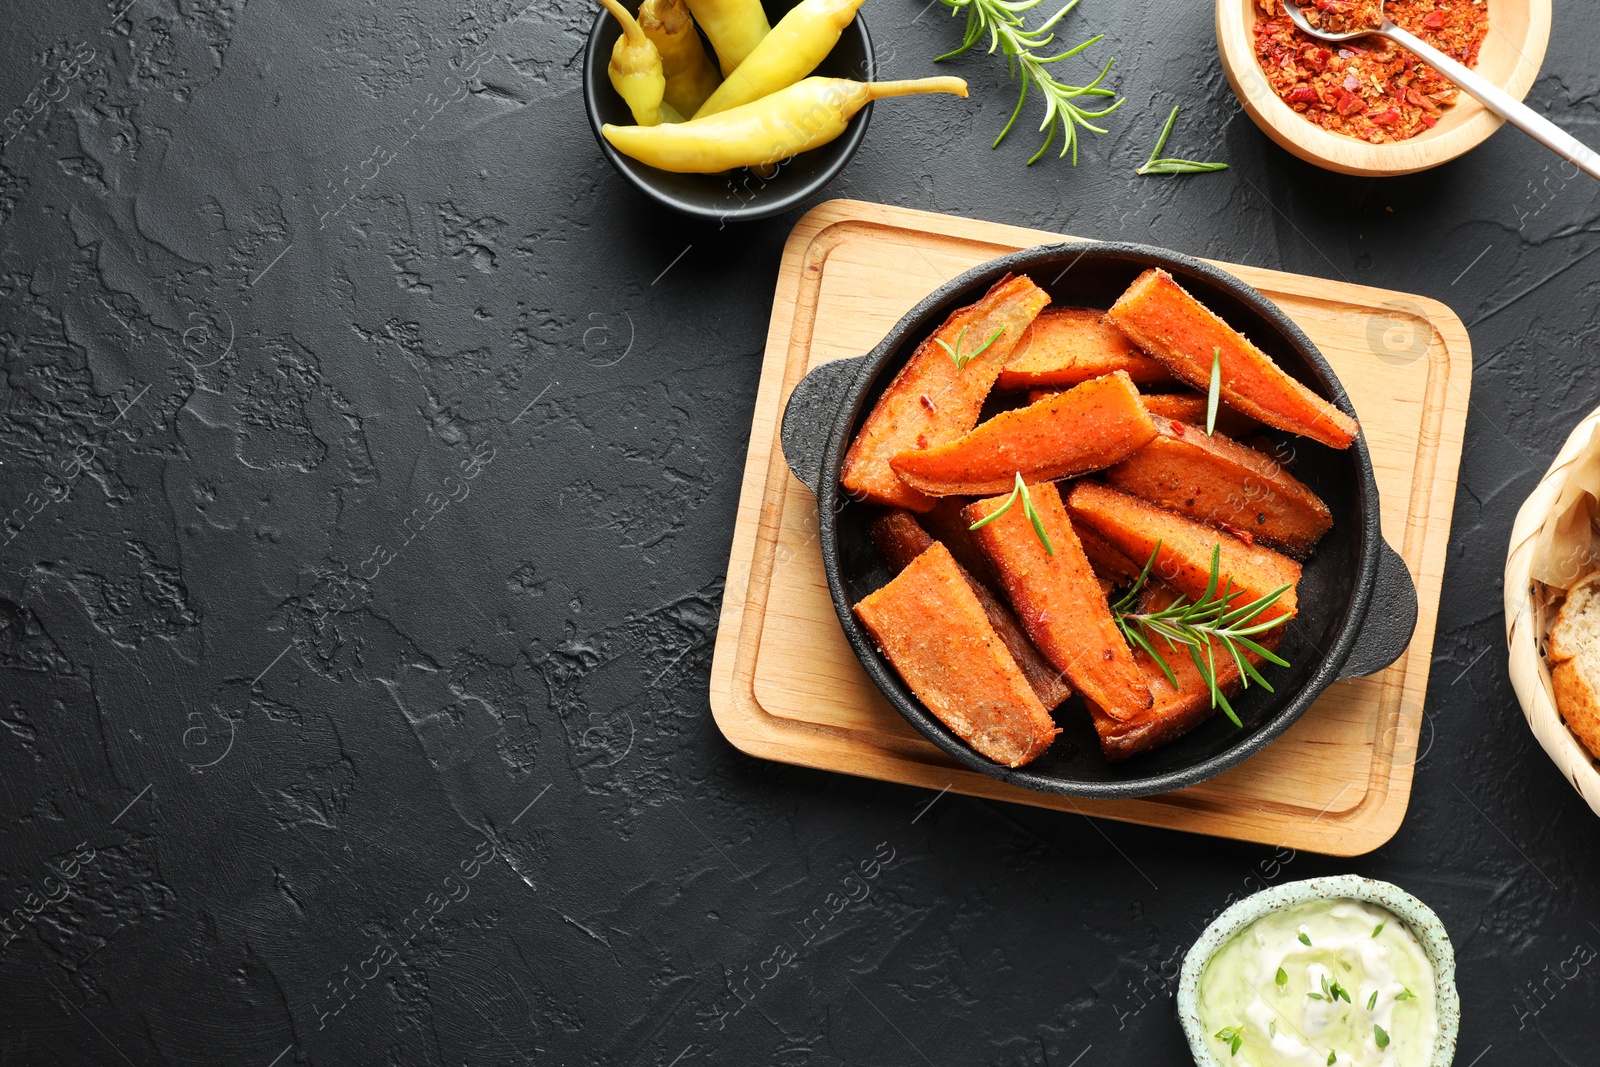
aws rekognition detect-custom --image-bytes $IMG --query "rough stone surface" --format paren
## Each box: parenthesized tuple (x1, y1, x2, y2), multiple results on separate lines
(3, 1, 1599, 1064)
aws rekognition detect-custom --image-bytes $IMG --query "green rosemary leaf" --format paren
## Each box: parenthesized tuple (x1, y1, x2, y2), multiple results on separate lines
(939, 324, 1006, 370)
(968, 474, 1052, 555)
(1112, 540, 1290, 729)
(1298, 931, 1312, 946)
(1136, 105, 1228, 175)
(1149, 104, 1177, 161)
(1236, 652, 1276, 693)
(1372, 920, 1386, 938)
(1206, 347, 1222, 435)
(1017, 476, 1054, 555)
(963, 327, 1005, 368)
(1232, 636, 1291, 669)
(1138, 159, 1230, 175)
(1366, 989, 1378, 1011)
(1200, 544, 1222, 604)
(1125, 623, 1178, 687)
(967, 479, 1019, 532)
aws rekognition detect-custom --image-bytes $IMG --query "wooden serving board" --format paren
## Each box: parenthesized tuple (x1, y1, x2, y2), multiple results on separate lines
(708, 200, 1471, 856)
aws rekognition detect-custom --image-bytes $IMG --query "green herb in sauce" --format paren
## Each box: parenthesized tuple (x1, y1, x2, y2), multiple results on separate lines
(1196, 898, 1437, 1067)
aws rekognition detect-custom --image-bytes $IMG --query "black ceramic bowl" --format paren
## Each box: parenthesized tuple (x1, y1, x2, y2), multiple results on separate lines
(779, 243, 1420, 799)
(583, 0, 874, 223)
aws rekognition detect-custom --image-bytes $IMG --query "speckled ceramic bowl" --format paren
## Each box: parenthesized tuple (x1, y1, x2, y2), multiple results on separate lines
(1177, 876, 1459, 1067)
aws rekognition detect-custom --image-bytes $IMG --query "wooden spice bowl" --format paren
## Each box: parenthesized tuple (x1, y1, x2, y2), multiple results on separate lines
(1216, 0, 1551, 176)
(1505, 404, 1600, 819)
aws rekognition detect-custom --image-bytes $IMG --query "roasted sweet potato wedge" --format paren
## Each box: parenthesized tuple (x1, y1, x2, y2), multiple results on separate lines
(1105, 416, 1333, 557)
(965, 482, 1152, 719)
(870, 510, 1072, 710)
(853, 542, 1061, 767)
(888, 371, 1158, 497)
(1021, 388, 1262, 440)
(1106, 269, 1359, 450)
(1138, 392, 1261, 439)
(997, 307, 1175, 392)
(841, 274, 1051, 510)
(1066, 481, 1302, 624)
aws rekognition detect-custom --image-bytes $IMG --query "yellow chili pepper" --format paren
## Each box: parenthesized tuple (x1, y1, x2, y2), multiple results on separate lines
(682, 0, 771, 77)
(603, 76, 968, 173)
(638, 0, 722, 117)
(599, 0, 681, 126)
(693, 0, 866, 119)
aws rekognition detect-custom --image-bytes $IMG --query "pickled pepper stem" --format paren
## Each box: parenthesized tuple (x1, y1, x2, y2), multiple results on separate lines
(863, 76, 971, 100)
(599, 0, 651, 43)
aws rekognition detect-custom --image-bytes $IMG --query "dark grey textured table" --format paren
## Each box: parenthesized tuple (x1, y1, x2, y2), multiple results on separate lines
(3, 1, 1597, 1064)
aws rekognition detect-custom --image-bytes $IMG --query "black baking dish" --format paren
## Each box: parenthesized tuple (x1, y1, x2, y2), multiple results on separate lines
(778, 242, 1418, 799)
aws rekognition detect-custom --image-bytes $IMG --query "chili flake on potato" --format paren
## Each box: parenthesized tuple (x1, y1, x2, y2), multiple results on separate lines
(1252, 0, 1490, 144)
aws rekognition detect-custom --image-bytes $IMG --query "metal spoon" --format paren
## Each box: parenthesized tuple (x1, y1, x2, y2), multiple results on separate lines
(1280, 0, 1600, 179)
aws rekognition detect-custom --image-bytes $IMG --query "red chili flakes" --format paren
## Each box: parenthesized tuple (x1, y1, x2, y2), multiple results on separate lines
(1252, 0, 1489, 144)
(919, 394, 937, 413)
(1301, 0, 1384, 35)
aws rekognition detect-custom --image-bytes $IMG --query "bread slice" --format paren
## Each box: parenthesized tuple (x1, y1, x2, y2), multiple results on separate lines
(1548, 572, 1600, 762)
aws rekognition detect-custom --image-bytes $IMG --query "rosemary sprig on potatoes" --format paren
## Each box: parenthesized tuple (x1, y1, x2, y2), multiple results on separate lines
(1112, 542, 1292, 727)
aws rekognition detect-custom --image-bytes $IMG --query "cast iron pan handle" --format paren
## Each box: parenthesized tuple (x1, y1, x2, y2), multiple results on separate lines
(780, 356, 864, 497)
(1338, 538, 1418, 680)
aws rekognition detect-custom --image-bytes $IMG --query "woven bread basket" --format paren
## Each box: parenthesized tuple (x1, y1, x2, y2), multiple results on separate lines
(1505, 407, 1600, 817)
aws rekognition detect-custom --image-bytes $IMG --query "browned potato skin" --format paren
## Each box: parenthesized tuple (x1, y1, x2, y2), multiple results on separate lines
(1104, 416, 1333, 558)
(853, 543, 1060, 768)
(870, 509, 1072, 711)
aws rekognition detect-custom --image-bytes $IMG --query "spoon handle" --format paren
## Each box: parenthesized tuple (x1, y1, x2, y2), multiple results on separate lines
(1383, 22, 1600, 180)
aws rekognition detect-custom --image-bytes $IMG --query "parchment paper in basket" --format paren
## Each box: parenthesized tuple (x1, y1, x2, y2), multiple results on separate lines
(1531, 421, 1600, 590)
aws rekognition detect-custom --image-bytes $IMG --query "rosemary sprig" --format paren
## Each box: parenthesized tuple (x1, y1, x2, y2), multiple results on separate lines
(1136, 105, 1229, 175)
(936, 324, 1005, 371)
(935, 0, 1124, 165)
(1206, 346, 1222, 435)
(1111, 541, 1291, 727)
(968, 472, 1054, 555)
